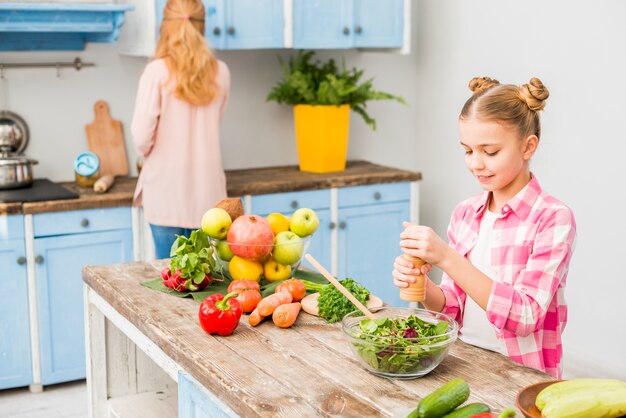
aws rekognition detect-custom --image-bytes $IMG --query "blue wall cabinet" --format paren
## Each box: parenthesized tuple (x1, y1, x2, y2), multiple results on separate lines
(292, 0, 404, 49)
(0, 215, 33, 390)
(205, 0, 284, 50)
(33, 208, 133, 386)
(251, 189, 332, 273)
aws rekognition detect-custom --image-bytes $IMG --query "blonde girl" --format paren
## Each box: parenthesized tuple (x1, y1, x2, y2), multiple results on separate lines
(393, 77, 576, 378)
(132, 0, 230, 259)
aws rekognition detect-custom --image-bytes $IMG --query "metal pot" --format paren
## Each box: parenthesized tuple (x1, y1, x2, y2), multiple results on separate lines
(0, 155, 38, 189)
(0, 110, 37, 189)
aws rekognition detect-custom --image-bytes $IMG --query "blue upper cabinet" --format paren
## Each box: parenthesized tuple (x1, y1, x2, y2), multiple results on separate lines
(206, 0, 284, 50)
(0, 3, 133, 51)
(293, 0, 404, 49)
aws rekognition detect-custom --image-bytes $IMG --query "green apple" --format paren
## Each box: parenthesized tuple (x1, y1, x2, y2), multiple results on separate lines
(201, 207, 232, 239)
(272, 231, 304, 265)
(289, 208, 319, 237)
(263, 257, 292, 282)
(216, 240, 234, 261)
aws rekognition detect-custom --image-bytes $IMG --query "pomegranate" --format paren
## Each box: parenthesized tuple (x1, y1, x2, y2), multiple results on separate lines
(226, 214, 274, 261)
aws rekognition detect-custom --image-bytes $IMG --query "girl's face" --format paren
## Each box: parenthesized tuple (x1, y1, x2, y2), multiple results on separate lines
(459, 117, 537, 199)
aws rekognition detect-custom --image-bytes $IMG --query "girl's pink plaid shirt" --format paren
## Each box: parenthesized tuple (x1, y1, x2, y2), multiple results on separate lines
(439, 175, 576, 377)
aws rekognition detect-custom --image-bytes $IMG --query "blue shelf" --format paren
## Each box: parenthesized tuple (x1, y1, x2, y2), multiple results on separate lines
(0, 3, 134, 51)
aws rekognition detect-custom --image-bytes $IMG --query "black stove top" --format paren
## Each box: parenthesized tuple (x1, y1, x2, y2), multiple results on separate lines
(0, 179, 79, 203)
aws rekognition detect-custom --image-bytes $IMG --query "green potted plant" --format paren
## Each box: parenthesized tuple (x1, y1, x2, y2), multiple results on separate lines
(267, 51, 406, 173)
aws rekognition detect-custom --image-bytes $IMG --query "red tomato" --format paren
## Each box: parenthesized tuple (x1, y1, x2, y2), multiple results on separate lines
(275, 278, 306, 302)
(227, 280, 262, 313)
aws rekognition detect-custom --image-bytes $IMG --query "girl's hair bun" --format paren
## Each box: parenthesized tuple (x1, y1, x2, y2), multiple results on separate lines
(520, 77, 549, 111)
(468, 77, 500, 94)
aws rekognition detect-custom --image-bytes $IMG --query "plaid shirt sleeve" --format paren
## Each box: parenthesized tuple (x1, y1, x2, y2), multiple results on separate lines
(486, 205, 576, 336)
(440, 204, 468, 323)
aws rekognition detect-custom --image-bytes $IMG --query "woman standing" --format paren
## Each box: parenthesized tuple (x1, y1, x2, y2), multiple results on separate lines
(132, 0, 230, 259)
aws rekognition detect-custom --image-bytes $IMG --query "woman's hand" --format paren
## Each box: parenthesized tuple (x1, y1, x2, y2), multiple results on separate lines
(399, 222, 451, 266)
(392, 255, 432, 288)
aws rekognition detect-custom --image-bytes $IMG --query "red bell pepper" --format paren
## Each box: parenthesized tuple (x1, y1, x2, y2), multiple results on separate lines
(198, 292, 242, 336)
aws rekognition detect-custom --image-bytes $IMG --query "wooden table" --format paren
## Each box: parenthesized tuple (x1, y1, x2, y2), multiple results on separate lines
(83, 261, 549, 418)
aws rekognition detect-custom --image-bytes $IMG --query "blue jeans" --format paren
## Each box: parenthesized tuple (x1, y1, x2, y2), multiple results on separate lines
(149, 224, 195, 260)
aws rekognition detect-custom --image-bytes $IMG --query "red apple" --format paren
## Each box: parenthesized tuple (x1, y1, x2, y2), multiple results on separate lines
(226, 215, 274, 261)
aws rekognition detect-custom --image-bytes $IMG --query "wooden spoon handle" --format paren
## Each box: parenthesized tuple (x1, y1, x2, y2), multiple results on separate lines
(399, 255, 426, 302)
(304, 253, 376, 320)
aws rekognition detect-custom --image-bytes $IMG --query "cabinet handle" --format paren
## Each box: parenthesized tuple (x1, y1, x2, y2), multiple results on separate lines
(35, 255, 44, 265)
(290, 200, 299, 209)
(343, 27, 350, 35)
(329, 222, 336, 230)
(339, 221, 347, 230)
(213, 27, 221, 36)
(17, 256, 26, 265)
(227, 26, 235, 35)
(354, 25, 363, 34)
(80, 218, 90, 227)
(373, 192, 381, 200)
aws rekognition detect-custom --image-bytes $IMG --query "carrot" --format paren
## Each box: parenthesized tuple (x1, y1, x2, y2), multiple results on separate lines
(272, 302, 302, 328)
(257, 291, 293, 316)
(275, 278, 306, 302)
(248, 307, 265, 327)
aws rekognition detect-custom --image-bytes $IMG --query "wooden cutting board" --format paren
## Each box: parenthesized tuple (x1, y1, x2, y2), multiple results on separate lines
(301, 292, 383, 317)
(85, 100, 129, 176)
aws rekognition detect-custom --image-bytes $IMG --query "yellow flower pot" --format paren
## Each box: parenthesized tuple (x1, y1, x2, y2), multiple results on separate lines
(293, 104, 350, 173)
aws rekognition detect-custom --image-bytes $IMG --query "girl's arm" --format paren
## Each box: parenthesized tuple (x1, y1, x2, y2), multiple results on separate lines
(131, 64, 162, 158)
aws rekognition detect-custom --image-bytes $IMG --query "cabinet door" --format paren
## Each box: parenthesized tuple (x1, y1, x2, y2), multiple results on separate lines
(292, 0, 353, 49)
(354, 0, 404, 48)
(35, 229, 133, 385)
(0, 239, 32, 390)
(179, 371, 237, 417)
(251, 190, 331, 272)
(337, 202, 409, 306)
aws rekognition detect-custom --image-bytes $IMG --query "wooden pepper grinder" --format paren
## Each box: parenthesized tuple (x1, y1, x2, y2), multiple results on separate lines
(399, 255, 426, 302)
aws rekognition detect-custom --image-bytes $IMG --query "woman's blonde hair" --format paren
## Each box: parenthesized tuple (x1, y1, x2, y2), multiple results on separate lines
(155, 0, 219, 105)
(460, 77, 549, 139)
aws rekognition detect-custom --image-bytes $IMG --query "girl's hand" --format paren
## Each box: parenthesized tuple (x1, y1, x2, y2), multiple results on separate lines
(399, 222, 450, 266)
(392, 254, 432, 288)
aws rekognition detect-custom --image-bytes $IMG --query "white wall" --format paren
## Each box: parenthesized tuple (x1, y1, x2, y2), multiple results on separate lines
(1, 0, 624, 379)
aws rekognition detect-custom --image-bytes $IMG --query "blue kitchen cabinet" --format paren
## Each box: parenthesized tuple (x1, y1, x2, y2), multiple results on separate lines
(337, 183, 410, 306)
(251, 189, 331, 273)
(33, 207, 133, 385)
(292, 0, 404, 49)
(179, 372, 236, 418)
(0, 215, 32, 390)
(156, 0, 283, 50)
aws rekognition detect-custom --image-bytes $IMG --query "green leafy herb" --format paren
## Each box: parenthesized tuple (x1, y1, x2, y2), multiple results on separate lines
(302, 278, 370, 323)
(169, 229, 216, 291)
(266, 50, 406, 130)
(351, 315, 451, 375)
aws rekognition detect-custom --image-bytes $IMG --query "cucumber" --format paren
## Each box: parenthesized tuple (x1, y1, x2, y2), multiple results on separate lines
(441, 403, 490, 418)
(415, 379, 470, 418)
(536, 378, 626, 411)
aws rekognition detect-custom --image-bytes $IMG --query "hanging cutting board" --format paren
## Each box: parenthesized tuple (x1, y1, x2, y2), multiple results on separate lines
(85, 100, 129, 176)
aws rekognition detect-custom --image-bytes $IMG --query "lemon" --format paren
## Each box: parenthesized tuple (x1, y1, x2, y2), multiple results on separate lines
(266, 212, 290, 235)
(228, 256, 264, 282)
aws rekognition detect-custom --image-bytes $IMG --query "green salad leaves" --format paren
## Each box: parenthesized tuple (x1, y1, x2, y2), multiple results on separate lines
(302, 278, 370, 323)
(352, 315, 451, 375)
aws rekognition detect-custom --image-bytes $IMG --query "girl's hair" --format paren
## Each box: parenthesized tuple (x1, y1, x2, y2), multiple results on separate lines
(155, 0, 219, 105)
(460, 76, 550, 139)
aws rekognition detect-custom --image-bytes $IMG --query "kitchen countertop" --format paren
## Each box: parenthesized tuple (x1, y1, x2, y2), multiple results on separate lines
(84, 260, 548, 417)
(2, 161, 421, 215)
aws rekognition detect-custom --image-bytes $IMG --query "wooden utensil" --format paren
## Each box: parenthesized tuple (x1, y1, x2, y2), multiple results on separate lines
(399, 255, 426, 302)
(85, 100, 129, 177)
(304, 253, 376, 320)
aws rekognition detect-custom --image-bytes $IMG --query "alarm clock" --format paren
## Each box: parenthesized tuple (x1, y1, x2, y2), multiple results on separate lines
(74, 152, 100, 187)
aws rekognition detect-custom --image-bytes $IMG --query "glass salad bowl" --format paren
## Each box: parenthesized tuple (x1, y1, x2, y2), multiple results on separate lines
(341, 307, 458, 379)
(209, 235, 312, 282)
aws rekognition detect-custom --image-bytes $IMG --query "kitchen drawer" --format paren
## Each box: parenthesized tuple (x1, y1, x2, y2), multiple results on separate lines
(251, 189, 331, 214)
(338, 182, 410, 208)
(33, 207, 132, 238)
(0, 214, 24, 240)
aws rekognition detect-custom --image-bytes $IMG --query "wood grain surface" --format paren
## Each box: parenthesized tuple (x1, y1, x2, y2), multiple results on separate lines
(85, 100, 129, 177)
(3, 161, 421, 215)
(84, 261, 550, 417)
